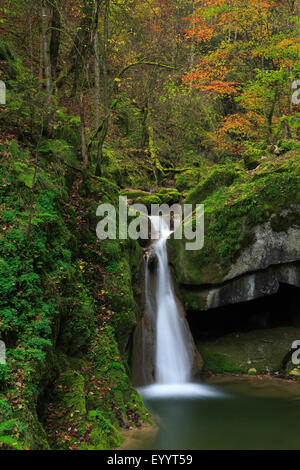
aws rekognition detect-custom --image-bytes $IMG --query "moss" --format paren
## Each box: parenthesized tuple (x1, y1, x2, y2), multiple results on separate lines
(52, 371, 86, 419)
(46, 331, 149, 450)
(157, 188, 181, 204)
(175, 169, 201, 192)
(135, 194, 162, 208)
(244, 153, 261, 170)
(198, 327, 300, 374)
(0, 134, 149, 450)
(185, 166, 239, 205)
(120, 190, 150, 199)
(85, 327, 149, 426)
(122, 186, 181, 211)
(0, 395, 50, 450)
(45, 368, 119, 450)
(103, 254, 139, 355)
(79, 411, 124, 450)
(180, 288, 207, 311)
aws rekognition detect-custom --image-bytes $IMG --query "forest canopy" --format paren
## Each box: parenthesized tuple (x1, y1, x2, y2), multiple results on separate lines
(0, 0, 298, 175)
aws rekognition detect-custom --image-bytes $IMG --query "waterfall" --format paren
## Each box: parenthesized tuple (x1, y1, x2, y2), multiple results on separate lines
(137, 215, 224, 399)
(148, 216, 191, 384)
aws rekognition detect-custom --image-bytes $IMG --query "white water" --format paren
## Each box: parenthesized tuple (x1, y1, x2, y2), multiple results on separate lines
(140, 382, 224, 399)
(149, 215, 191, 384)
(139, 215, 224, 399)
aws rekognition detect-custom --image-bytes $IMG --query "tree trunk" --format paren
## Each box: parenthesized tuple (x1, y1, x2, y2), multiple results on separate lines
(79, 92, 88, 168)
(267, 87, 279, 142)
(50, 1, 61, 81)
(141, 98, 149, 149)
(41, 0, 52, 95)
(70, 0, 100, 96)
(94, 23, 101, 127)
(96, 0, 110, 176)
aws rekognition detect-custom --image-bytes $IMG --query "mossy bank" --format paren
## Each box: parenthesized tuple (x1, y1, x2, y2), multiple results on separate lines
(0, 138, 149, 450)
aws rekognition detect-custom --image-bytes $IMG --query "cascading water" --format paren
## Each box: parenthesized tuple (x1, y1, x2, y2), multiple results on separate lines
(138, 214, 223, 399)
(149, 216, 191, 384)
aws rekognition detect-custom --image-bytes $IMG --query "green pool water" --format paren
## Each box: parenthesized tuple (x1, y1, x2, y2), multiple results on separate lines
(136, 379, 300, 450)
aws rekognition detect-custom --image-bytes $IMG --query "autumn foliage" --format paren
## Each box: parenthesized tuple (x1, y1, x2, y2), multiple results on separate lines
(183, 0, 300, 153)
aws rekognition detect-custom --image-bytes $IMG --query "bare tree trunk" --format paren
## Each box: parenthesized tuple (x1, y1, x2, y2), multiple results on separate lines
(96, 0, 110, 176)
(50, 0, 61, 81)
(267, 87, 279, 143)
(41, 0, 52, 95)
(41, 0, 55, 135)
(94, 25, 101, 127)
(141, 98, 149, 149)
(39, 34, 43, 85)
(79, 92, 88, 168)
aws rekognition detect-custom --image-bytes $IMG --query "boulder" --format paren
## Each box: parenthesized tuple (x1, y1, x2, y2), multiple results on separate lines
(170, 151, 300, 311)
(197, 327, 300, 374)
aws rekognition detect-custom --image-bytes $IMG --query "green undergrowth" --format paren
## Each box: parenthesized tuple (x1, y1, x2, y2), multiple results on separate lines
(46, 326, 149, 450)
(0, 137, 148, 450)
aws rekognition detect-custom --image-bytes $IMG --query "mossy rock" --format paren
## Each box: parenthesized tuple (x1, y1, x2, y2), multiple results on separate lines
(270, 209, 300, 233)
(197, 327, 300, 374)
(79, 411, 124, 450)
(175, 169, 201, 192)
(120, 189, 151, 200)
(185, 166, 239, 205)
(157, 188, 181, 205)
(124, 187, 181, 209)
(135, 194, 162, 208)
(102, 253, 139, 355)
(0, 397, 50, 450)
(46, 332, 149, 450)
(47, 368, 124, 450)
(170, 151, 300, 289)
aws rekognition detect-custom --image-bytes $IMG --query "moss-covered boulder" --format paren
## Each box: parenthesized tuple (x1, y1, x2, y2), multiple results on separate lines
(198, 327, 300, 374)
(170, 151, 300, 310)
(185, 165, 239, 205)
(122, 187, 181, 209)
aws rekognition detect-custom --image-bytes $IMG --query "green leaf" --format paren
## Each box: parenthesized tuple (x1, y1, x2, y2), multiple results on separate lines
(12, 162, 35, 188)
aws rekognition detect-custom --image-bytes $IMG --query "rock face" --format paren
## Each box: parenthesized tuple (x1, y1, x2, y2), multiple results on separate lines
(177, 221, 300, 310)
(170, 152, 300, 312)
(171, 216, 300, 311)
(180, 262, 300, 311)
(223, 215, 300, 282)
